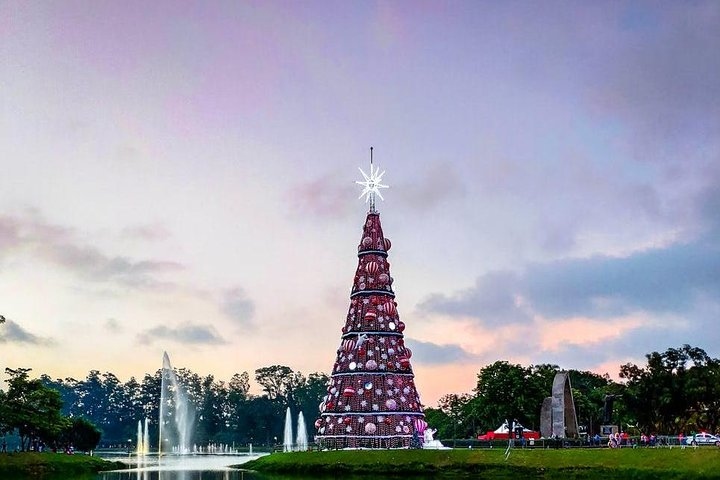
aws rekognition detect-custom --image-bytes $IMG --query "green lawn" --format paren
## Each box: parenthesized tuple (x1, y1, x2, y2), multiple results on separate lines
(0, 452, 125, 478)
(240, 447, 720, 479)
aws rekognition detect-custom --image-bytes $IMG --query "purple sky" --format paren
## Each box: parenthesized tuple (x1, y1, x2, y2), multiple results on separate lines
(1, 1, 719, 405)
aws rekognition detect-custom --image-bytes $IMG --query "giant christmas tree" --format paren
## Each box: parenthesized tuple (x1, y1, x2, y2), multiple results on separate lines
(315, 152, 427, 449)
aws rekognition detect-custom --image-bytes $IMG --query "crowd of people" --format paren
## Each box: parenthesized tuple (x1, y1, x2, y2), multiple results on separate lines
(597, 431, 711, 448)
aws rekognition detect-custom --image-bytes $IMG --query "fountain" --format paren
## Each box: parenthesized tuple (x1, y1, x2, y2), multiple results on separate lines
(296, 412, 308, 451)
(136, 418, 151, 455)
(283, 407, 293, 452)
(143, 418, 149, 454)
(158, 351, 195, 455)
(137, 420, 143, 455)
(105, 353, 262, 478)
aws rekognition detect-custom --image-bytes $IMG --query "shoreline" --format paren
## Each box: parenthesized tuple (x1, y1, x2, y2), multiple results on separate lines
(0, 452, 126, 477)
(239, 448, 720, 479)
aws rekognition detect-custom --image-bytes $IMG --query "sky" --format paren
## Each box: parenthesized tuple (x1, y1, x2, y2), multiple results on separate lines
(1, 1, 719, 407)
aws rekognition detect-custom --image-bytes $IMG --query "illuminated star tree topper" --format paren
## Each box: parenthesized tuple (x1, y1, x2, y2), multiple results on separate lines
(356, 147, 389, 213)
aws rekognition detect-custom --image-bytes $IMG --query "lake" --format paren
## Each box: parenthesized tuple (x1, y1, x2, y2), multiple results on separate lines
(94, 454, 382, 480)
(99, 454, 263, 480)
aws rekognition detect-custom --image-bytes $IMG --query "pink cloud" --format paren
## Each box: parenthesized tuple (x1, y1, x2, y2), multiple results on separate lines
(537, 315, 647, 351)
(287, 175, 355, 219)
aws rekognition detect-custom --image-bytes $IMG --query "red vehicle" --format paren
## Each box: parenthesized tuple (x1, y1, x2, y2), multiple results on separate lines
(478, 421, 540, 441)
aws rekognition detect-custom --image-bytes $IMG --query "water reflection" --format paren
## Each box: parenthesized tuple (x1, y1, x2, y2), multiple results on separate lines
(97, 455, 462, 480)
(102, 473, 433, 480)
(103, 471, 255, 480)
(99, 454, 263, 480)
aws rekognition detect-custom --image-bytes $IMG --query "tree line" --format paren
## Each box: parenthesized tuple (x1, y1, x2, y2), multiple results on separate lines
(424, 344, 720, 440)
(0, 365, 328, 451)
(2, 344, 719, 451)
(0, 368, 101, 452)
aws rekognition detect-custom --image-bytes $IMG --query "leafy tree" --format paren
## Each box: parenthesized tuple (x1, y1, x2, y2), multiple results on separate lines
(175, 368, 203, 409)
(3, 368, 69, 450)
(224, 372, 251, 439)
(437, 393, 476, 438)
(568, 370, 615, 436)
(120, 376, 145, 443)
(472, 361, 556, 432)
(229, 372, 250, 399)
(423, 407, 453, 439)
(243, 395, 284, 446)
(620, 344, 720, 434)
(0, 389, 9, 436)
(196, 374, 225, 445)
(686, 357, 720, 432)
(253, 366, 328, 445)
(58, 377, 86, 418)
(0, 319, 6, 435)
(140, 371, 162, 428)
(61, 417, 101, 453)
(40, 375, 79, 417)
(254, 365, 304, 402)
(295, 372, 330, 432)
(74, 370, 104, 423)
(60, 370, 128, 444)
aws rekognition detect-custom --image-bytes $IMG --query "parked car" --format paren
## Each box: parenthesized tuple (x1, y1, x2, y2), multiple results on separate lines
(685, 432, 720, 446)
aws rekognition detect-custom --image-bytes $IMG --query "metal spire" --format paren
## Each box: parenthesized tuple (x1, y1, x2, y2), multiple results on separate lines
(356, 147, 389, 212)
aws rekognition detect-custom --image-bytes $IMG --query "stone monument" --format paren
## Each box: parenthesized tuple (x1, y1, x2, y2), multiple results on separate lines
(539, 372, 579, 438)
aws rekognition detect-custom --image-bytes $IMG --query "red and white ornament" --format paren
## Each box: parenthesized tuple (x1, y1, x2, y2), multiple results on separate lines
(413, 418, 428, 433)
(341, 338, 356, 352)
(365, 261, 379, 275)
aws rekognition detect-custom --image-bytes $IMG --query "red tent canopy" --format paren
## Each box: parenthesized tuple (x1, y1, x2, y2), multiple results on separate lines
(477, 421, 540, 440)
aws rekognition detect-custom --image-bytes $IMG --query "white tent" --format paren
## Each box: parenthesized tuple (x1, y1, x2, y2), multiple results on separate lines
(493, 421, 533, 434)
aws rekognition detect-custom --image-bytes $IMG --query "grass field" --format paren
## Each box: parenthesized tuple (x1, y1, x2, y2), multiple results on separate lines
(0, 452, 126, 478)
(240, 447, 720, 479)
